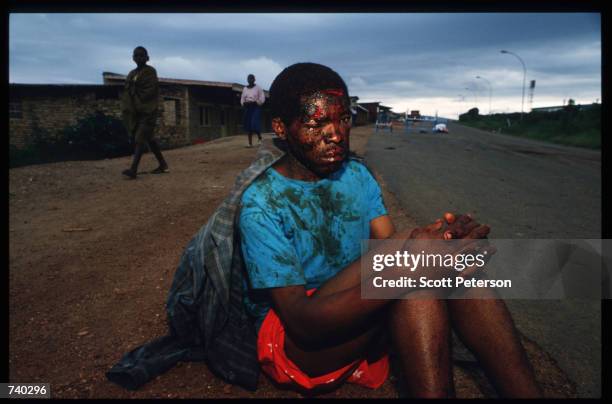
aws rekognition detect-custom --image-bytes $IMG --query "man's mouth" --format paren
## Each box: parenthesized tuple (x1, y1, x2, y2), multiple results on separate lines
(322, 148, 346, 162)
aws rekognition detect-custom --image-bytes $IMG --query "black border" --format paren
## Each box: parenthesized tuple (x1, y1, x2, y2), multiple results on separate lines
(4, 0, 607, 401)
(5, 0, 604, 13)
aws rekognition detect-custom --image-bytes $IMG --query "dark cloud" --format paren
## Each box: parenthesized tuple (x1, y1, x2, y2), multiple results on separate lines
(9, 13, 600, 118)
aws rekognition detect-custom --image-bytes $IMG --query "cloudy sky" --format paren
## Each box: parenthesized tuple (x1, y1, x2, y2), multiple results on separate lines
(9, 13, 600, 119)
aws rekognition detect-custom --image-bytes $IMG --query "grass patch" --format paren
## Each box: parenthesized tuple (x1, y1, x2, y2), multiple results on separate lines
(458, 104, 600, 149)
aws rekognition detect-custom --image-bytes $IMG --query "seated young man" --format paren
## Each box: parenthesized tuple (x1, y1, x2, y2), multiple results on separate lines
(238, 63, 542, 398)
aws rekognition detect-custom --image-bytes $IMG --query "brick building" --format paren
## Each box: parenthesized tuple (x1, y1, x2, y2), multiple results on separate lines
(357, 102, 393, 124)
(349, 96, 370, 126)
(9, 72, 271, 150)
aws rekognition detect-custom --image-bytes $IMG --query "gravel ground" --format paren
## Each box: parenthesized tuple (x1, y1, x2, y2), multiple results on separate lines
(9, 125, 576, 398)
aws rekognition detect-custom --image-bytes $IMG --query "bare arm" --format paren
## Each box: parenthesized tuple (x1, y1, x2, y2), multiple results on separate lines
(268, 213, 490, 348)
(240, 88, 246, 106)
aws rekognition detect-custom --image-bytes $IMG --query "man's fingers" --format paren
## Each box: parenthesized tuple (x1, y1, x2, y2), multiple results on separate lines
(425, 218, 444, 231)
(466, 225, 490, 239)
(443, 212, 456, 224)
(455, 214, 473, 225)
(448, 220, 480, 238)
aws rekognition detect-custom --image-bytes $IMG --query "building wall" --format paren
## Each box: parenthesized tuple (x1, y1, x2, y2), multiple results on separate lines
(358, 103, 380, 123)
(9, 84, 191, 150)
(353, 110, 369, 126)
(187, 87, 272, 142)
(9, 83, 272, 151)
(9, 86, 123, 149)
(157, 85, 190, 148)
(188, 101, 244, 142)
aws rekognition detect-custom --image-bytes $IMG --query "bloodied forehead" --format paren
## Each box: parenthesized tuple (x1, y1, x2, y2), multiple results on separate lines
(299, 89, 349, 122)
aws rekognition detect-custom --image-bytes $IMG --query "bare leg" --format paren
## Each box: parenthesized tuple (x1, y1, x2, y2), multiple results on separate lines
(248, 132, 253, 146)
(388, 293, 454, 398)
(284, 266, 454, 398)
(448, 290, 542, 398)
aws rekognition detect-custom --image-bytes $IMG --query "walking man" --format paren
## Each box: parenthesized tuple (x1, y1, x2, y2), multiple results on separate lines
(122, 46, 169, 179)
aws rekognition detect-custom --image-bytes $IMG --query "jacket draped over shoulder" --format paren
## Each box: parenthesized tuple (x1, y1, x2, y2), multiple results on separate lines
(106, 139, 287, 391)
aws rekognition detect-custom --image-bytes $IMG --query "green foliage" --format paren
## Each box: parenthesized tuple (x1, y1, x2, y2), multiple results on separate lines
(60, 111, 132, 159)
(458, 104, 600, 149)
(10, 111, 132, 168)
(459, 107, 479, 121)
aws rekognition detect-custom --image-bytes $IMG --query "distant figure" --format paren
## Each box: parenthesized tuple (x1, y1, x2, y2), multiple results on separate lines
(121, 46, 169, 179)
(240, 74, 266, 147)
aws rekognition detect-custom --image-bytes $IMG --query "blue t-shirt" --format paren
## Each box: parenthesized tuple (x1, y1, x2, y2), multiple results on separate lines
(238, 159, 388, 331)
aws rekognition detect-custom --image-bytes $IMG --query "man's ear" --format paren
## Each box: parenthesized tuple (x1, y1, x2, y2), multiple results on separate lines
(271, 117, 287, 140)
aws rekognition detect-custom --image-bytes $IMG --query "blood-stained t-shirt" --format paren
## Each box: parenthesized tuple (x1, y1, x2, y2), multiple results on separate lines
(238, 159, 388, 331)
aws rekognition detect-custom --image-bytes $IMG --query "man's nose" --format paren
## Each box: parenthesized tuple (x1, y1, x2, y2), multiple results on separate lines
(324, 122, 345, 143)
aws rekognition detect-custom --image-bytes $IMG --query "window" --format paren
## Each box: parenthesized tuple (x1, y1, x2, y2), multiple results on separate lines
(199, 105, 211, 126)
(10, 101, 22, 119)
(163, 98, 180, 125)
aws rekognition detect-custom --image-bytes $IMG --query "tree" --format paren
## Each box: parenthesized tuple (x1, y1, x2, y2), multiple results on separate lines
(459, 107, 479, 122)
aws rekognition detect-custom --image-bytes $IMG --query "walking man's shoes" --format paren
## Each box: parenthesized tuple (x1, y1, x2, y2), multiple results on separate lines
(150, 166, 170, 174)
(122, 168, 137, 179)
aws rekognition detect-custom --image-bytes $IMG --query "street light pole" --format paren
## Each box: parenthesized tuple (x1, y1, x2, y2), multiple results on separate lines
(457, 94, 467, 118)
(476, 75, 492, 115)
(465, 87, 477, 108)
(501, 49, 527, 120)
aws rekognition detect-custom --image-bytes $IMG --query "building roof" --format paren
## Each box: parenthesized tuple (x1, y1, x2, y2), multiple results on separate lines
(9, 83, 123, 98)
(102, 72, 269, 96)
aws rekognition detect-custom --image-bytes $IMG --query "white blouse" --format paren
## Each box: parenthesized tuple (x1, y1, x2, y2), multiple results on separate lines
(240, 85, 266, 106)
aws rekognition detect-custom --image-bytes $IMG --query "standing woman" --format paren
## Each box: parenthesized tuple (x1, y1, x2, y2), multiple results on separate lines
(240, 74, 266, 147)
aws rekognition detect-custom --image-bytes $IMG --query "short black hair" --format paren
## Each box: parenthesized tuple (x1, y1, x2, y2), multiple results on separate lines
(133, 46, 148, 56)
(269, 62, 349, 125)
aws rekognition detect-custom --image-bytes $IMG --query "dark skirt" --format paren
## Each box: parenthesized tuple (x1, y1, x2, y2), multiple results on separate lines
(243, 104, 262, 133)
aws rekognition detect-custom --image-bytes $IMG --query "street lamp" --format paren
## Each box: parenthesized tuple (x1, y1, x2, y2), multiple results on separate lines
(464, 86, 477, 108)
(475, 75, 492, 115)
(500, 49, 527, 120)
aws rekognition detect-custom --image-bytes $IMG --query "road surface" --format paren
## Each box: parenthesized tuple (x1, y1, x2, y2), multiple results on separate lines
(364, 121, 601, 397)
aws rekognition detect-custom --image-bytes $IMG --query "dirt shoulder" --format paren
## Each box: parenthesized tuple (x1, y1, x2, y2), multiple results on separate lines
(9, 125, 576, 398)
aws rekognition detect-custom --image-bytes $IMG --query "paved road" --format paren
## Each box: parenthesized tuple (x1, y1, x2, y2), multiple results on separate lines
(364, 122, 601, 397)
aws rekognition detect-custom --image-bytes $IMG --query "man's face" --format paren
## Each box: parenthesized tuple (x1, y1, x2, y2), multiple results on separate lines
(132, 48, 148, 67)
(286, 89, 351, 177)
(247, 75, 255, 85)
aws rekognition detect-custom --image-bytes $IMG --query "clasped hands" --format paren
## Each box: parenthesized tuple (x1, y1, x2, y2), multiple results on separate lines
(402, 212, 495, 278)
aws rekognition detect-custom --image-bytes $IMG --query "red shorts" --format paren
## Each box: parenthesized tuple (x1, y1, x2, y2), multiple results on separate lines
(257, 289, 389, 390)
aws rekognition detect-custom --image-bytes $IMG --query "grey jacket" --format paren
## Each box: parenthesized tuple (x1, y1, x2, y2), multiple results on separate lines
(106, 139, 286, 391)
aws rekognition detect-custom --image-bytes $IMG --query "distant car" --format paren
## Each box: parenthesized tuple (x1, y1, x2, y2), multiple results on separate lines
(433, 123, 448, 133)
